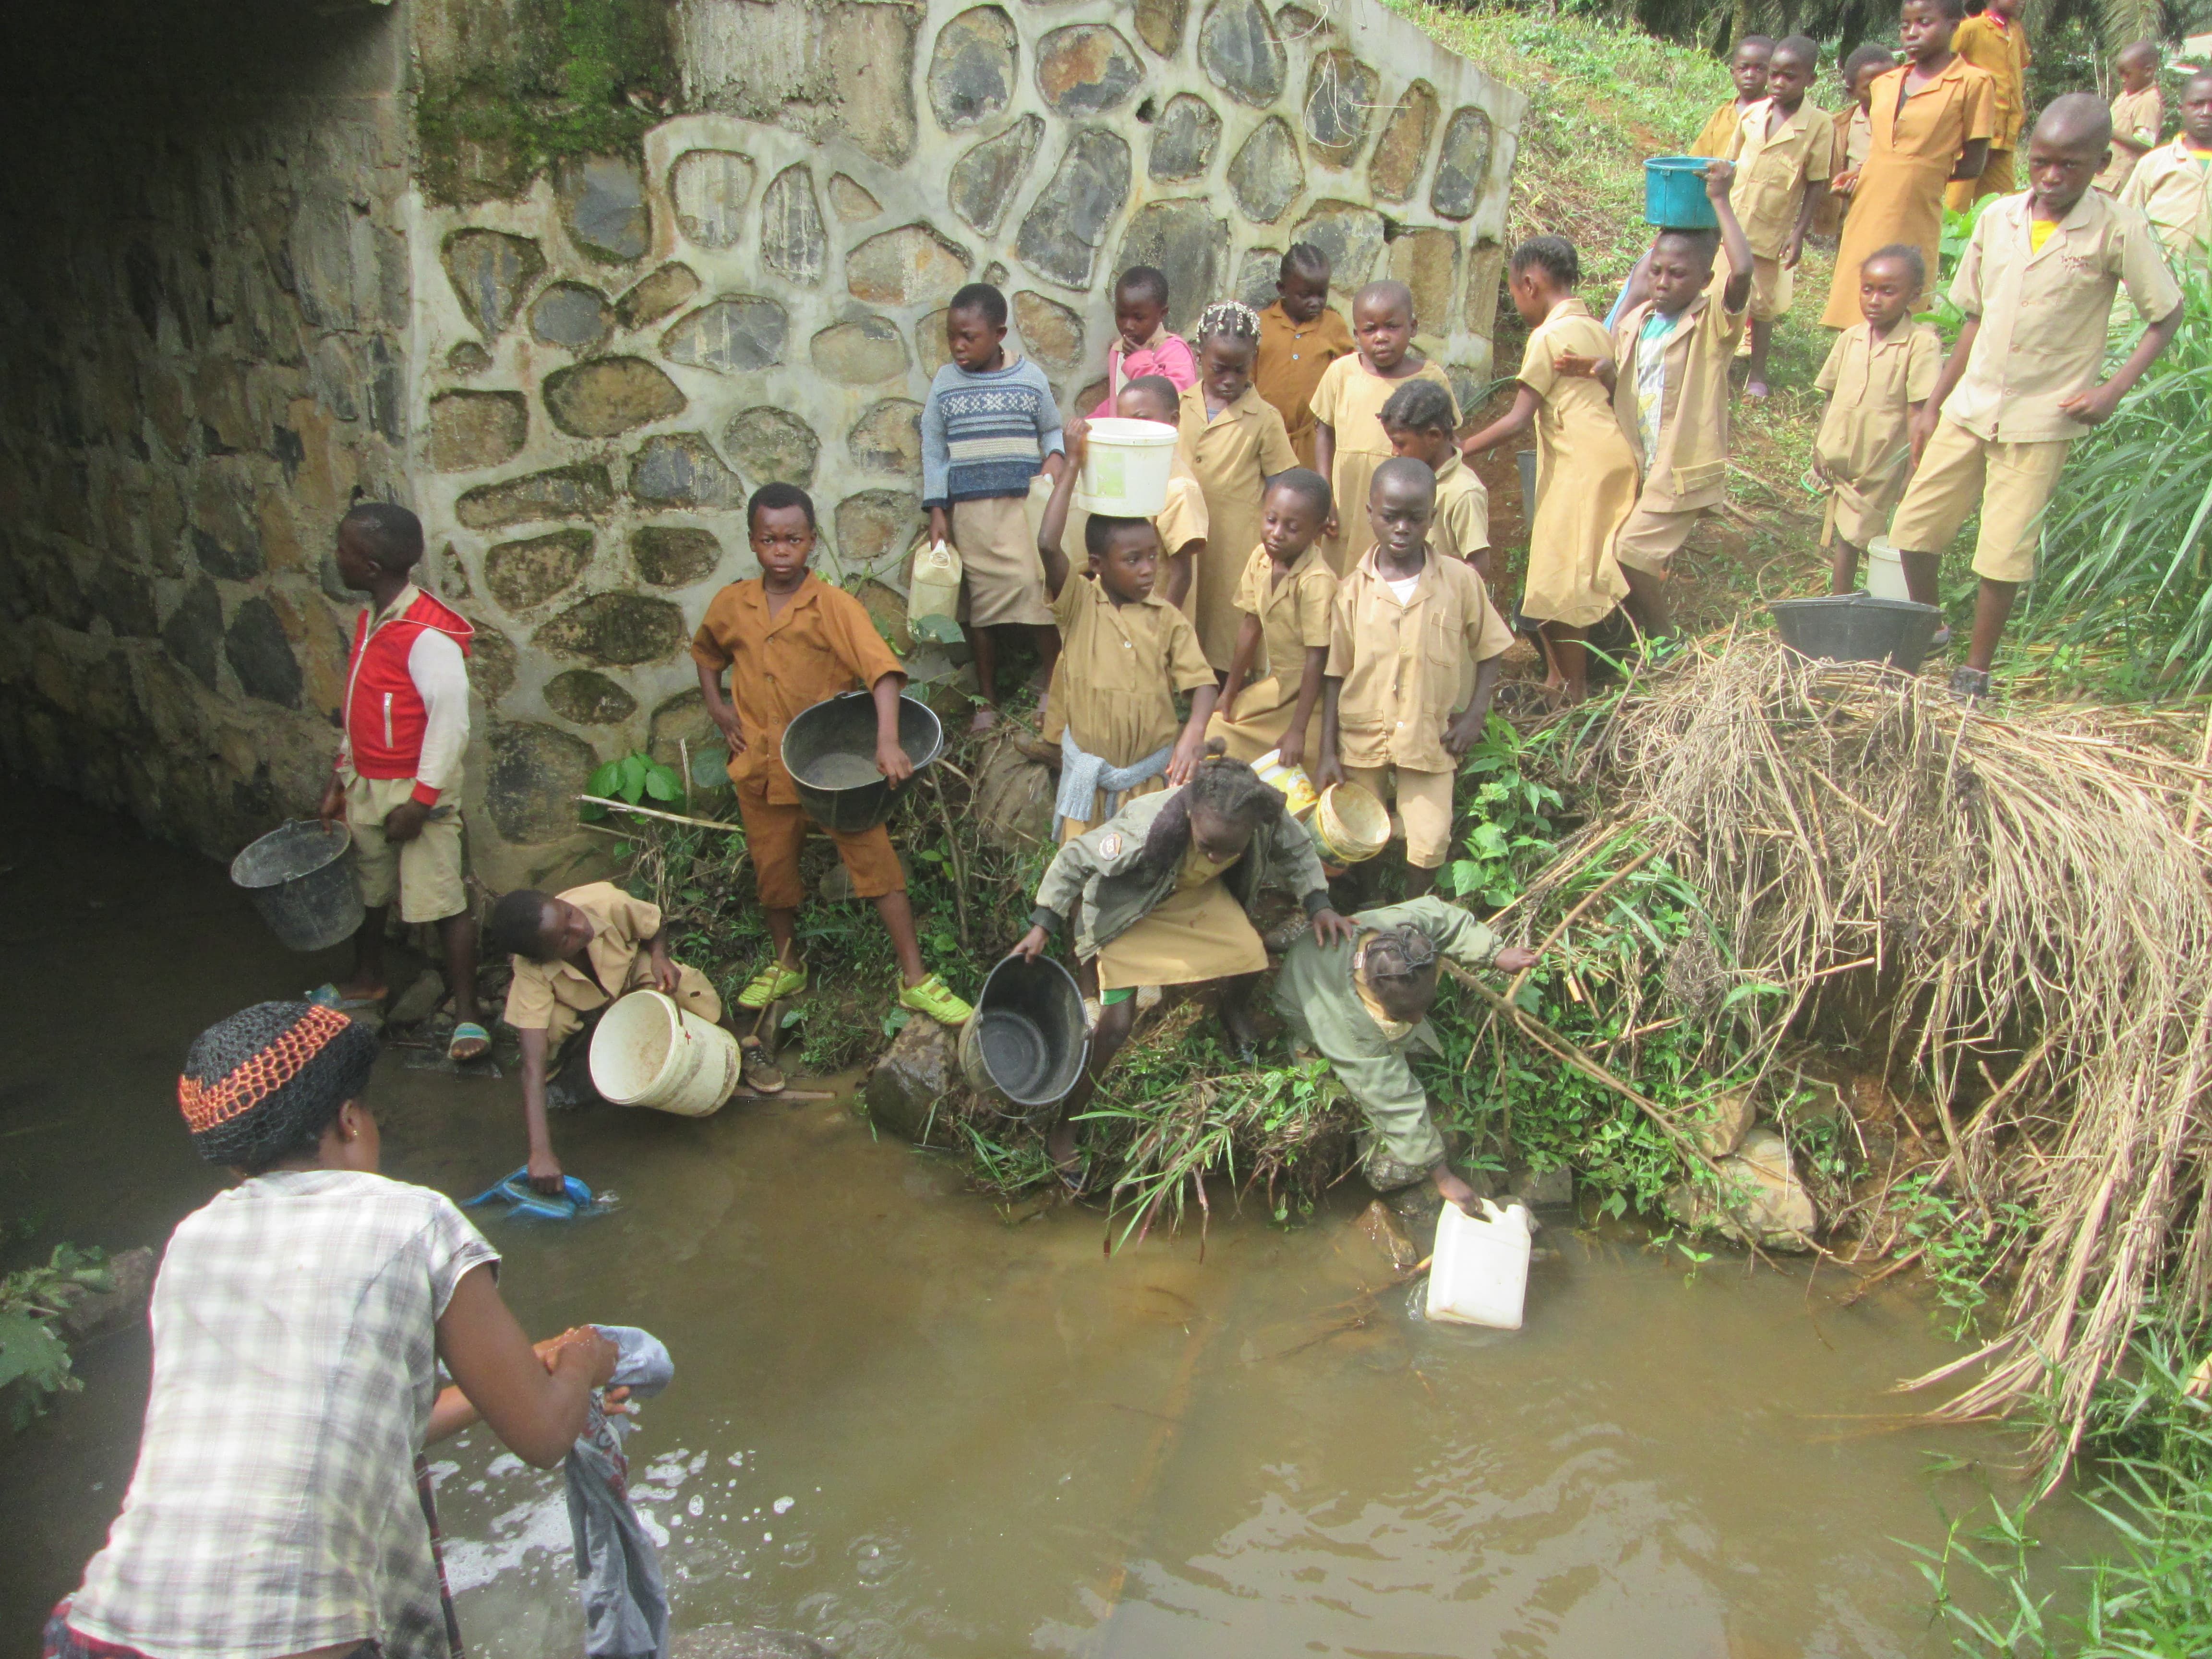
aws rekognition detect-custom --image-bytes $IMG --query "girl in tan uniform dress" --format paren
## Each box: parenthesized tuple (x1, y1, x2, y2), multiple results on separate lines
(1207, 469, 1338, 765)
(1177, 301, 1300, 671)
(1820, 0, 1995, 329)
(1461, 238, 1635, 704)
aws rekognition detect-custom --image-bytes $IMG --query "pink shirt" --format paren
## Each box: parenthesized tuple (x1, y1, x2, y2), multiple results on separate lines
(1091, 329, 1199, 416)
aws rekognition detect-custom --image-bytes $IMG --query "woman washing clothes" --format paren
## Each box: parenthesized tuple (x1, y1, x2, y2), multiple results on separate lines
(1011, 754, 1357, 1182)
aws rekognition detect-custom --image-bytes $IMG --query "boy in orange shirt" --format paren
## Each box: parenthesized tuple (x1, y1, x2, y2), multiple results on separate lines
(1255, 243, 1356, 469)
(1692, 36, 1778, 156)
(692, 482, 973, 1069)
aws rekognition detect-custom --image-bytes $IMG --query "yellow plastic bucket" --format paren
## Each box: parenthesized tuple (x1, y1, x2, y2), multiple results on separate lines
(589, 989, 740, 1117)
(1252, 748, 1318, 818)
(1313, 782, 1389, 865)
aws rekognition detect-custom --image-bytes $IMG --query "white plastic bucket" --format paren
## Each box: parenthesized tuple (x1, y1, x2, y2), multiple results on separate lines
(589, 989, 741, 1117)
(1866, 536, 1909, 601)
(1424, 1197, 1533, 1329)
(1073, 417, 1179, 517)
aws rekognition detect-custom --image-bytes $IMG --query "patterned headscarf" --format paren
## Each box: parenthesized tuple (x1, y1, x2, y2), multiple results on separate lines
(179, 1001, 378, 1168)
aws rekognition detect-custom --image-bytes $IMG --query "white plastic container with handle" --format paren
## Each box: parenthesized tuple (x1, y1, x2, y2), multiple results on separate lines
(1865, 536, 1910, 601)
(1073, 417, 1179, 517)
(906, 536, 963, 644)
(1424, 1197, 1533, 1329)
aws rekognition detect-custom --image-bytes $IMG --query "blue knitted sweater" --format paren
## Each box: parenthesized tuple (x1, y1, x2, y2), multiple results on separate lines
(919, 356, 1064, 509)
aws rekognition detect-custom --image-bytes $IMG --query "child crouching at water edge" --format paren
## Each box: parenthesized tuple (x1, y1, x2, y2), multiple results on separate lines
(46, 1001, 616, 1659)
(1037, 423, 1220, 840)
(1274, 899, 1538, 1212)
(692, 481, 973, 1075)
(487, 882, 734, 1190)
(1012, 757, 1357, 1180)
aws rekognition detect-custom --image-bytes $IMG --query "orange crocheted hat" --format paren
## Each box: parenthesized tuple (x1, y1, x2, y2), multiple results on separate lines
(178, 1001, 377, 1166)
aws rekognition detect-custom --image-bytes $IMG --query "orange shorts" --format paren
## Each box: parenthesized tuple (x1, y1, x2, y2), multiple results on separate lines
(736, 786, 905, 911)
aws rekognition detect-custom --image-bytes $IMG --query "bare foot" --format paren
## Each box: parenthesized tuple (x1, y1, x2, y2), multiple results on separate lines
(968, 704, 1000, 736)
(329, 979, 388, 1005)
(1219, 999, 1259, 1057)
(1046, 1119, 1081, 1175)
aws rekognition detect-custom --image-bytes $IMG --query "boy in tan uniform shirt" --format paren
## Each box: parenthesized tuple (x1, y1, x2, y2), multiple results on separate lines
(1316, 459, 1514, 899)
(2118, 69, 2212, 261)
(1816, 244, 1943, 593)
(2097, 43, 2165, 194)
(1608, 160, 1755, 638)
(1889, 95, 2185, 700)
(1725, 36, 1835, 397)
(1945, 0, 2030, 210)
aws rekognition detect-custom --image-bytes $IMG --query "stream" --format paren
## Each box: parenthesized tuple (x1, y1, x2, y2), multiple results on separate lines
(0, 784, 2104, 1656)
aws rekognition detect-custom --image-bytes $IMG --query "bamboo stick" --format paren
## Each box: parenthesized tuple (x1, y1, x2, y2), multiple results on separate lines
(577, 795, 745, 833)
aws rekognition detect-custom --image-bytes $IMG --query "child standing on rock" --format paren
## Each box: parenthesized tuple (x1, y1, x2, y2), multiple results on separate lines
(1177, 300, 1300, 670)
(313, 503, 487, 1065)
(1037, 426, 1219, 839)
(1310, 280, 1458, 575)
(1460, 237, 1635, 704)
(1815, 245, 1941, 596)
(1318, 459, 1515, 899)
(692, 481, 973, 1051)
(1255, 243, 1356, 470)
(922, 281, 1065, 735)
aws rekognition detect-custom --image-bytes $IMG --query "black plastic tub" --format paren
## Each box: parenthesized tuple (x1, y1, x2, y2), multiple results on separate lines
(959, 953, 1089, 1111)
(1769, 594, 1945, 673)
(781, 690, 943, 833)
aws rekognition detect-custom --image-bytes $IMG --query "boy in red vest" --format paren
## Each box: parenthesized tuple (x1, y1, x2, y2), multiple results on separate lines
(313, 503, 488, 1061)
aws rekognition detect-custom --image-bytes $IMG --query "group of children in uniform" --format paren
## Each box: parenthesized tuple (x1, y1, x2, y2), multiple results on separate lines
(295, 4, 2207, 1198)
(1678, 10, 2200, 699)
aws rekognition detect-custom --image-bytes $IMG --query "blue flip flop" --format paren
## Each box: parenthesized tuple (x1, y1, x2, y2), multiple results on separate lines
(463, 1166, 597, 1221)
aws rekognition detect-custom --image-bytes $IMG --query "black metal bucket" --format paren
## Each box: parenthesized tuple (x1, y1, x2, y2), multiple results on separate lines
(958, 953, 1089, 1111)
(781, 690, 943, 834)
(1769, 594, 1945, 673)
(229, 819, 363, 952)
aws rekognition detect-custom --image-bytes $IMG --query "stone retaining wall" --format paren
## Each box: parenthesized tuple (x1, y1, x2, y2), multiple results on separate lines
(0, 0, 1521, 892)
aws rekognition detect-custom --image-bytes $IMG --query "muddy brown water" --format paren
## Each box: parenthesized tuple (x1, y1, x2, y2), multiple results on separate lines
(0, 785, 2106, 1656)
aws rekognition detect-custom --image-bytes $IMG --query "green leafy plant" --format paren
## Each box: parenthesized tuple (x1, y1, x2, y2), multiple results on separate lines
(1888, 1171, 2039, 1341)
(581, 752, 685, 821)
(0, 1244, 113, 1430)
(1446, 714, 1569, 909)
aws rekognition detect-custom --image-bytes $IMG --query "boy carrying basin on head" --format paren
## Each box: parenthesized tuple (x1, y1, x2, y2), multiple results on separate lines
(692, 482, 973, 1073)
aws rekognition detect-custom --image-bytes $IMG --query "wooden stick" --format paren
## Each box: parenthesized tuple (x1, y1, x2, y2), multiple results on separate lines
(1506, 844, 1659, 1004)
(577, 795, 745, 833)
(1444, 962, 1732, 1182)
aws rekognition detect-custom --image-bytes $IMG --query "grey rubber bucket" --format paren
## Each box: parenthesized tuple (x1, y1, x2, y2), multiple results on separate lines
(959, 953, 1089, 1112)
(229, 820, 363, 952)
(781, 690, 943, 834)
(1770, 594, 1946, 673)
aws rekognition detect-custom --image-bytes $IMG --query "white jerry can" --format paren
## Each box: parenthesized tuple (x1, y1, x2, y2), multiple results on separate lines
(1424, 1198, 1533, 1330)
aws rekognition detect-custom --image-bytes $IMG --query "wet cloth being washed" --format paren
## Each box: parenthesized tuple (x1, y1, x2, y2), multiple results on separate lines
(567, 1326, 675, 1659)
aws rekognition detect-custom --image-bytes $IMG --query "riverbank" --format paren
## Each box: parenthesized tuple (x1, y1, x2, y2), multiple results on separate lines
(0, 784, 2116, 1654)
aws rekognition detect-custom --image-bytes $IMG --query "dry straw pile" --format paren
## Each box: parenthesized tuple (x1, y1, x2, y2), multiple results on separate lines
(1539, 637, 2212, 1467)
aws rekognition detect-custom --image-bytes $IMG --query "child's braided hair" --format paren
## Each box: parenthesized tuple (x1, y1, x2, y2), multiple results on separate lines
(1361, 924, 1438, 985)
(1194, 300, 1262, 349)
(1137, 747, 1283, 873)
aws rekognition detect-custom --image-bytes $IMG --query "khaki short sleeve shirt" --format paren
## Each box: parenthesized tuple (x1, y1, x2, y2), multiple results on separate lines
(1326, 549, 1513, 771)
(502, 881, 665, 1033)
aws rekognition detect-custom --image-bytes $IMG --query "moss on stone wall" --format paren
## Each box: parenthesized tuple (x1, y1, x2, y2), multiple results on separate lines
(416, 0, 679, 205)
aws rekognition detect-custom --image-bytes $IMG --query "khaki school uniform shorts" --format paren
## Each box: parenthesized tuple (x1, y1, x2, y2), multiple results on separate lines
(1748, 255, 1794, 324)
(1343, 764, 1456, 870)
(736, 783, 906, 912)
(345, 772, 467, 924)
(953, 495, 1054, 629)
(1886, 416, 2071, 584)
(1610, 503, 1706, 577)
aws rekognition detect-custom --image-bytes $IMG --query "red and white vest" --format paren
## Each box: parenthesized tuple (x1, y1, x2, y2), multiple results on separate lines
(340, 586, 473, 786)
